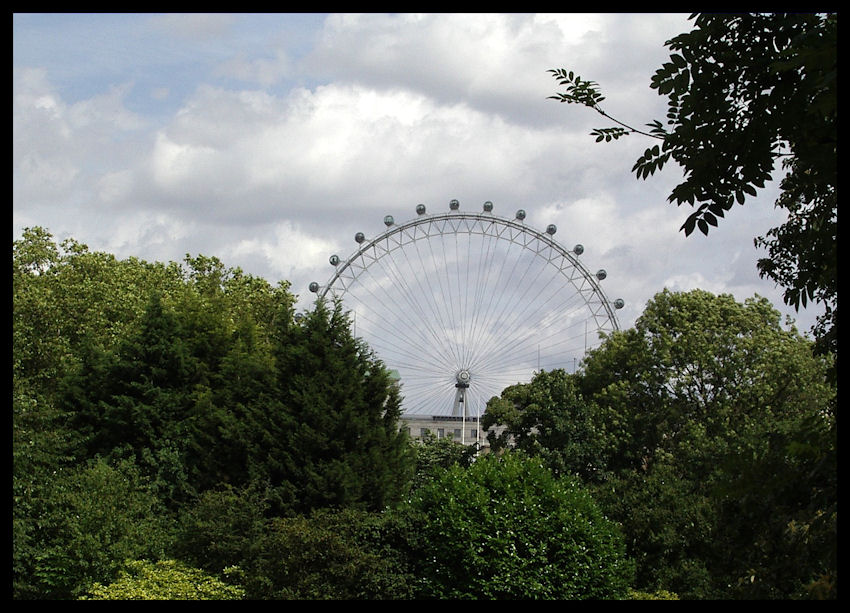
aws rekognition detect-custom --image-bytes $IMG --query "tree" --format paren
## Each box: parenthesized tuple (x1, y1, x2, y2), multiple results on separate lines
(63, 292, 202, 508)
(484, 289, 836, 598)
(14, 458, 172, 599)
(270, 298, 415, 515)
(400, 451, 634, 599)
(409, 430, 476, 490)
(481, 370, 614, 483)
(173, 483, 271, 579)
(249, 508, 416, 600)
(549, 13, 837, 353)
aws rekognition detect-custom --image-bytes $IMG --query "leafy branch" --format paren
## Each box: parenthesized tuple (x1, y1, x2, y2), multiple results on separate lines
(547, 68, 666, 140)
(548, 69, 672, 197)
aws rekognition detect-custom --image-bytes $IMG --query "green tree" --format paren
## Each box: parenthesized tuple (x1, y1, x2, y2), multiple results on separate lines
(80, 559, 245, 600)
(63, 292, 202, 507)
(482, 370, 613, 483)
(549, 13, 837, 353)
(15, 458, 172, 599)
(400, 451, 634, 599)
(248, 508, 416, 600)
(270, 299, 415, 515)
(13, 228, 186, 397)
(409, 430, 476, 490)
(488, 289, 836, 598)
(583, 290, 835, 598)
(173, 483, 271, 578)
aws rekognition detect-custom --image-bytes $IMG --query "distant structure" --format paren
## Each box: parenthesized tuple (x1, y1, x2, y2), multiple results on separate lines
(310, 199, 623, 437)
(387, 369, 504, 448)
(399, 413, 507, 450)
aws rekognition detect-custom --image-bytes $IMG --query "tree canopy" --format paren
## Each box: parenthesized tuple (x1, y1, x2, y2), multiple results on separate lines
(484, 289, 836, 598)
(400, 451, 634, 599)
(549, 13, 837, 355)
(13, 228, 415, 597)
(13, 228, 836, 600)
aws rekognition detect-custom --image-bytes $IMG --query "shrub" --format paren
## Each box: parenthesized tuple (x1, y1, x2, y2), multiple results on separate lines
(401, 451, 634, 599)
(80, 559, 244, 600)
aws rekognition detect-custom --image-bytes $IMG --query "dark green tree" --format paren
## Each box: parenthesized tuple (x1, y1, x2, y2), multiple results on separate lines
(482, 369, 614, 483)
(486, 289, 836, 598)
(63, 292, 202, 507)
(248, 508, 416, 600)
(174, 483, 272, 578)
(409, 430, 477, 491)
(549, 13, 837, 354)
(400, 451, 634, 599)
(584, 290, 835, 599)
(270, 299, 415, 515)
(14, 457, 172, 600)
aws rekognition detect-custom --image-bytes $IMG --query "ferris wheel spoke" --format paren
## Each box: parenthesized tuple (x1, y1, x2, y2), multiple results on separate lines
(312, 204, 622, 417)
(365, 242, 464, 367)
(471, 306, 588, 376)
(342, 283, 455, 374)
(464, 227, 510, 368)
(403, 234, 467, 368)
(462, 236, 534, 368)
(465, 248, 557, 368)
(471, 294, 583, 368)
(469, 262, 592, 369)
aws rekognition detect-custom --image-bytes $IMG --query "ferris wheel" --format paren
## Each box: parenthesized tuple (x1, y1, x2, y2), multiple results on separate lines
(309, 200, 624, 419)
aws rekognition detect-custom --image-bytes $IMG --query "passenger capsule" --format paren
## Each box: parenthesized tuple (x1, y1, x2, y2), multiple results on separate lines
(573, 244, 584, 255)
(416, 204, 427, 215)
(329, 255, 340, 266)
(596, 269, 607, 280)
(483, 201, 493, 212)
(309, 282, 319, 293)
(449, 199, 460, 210)
(384, 215, 394, 227)
(516, 209, 526, 220)
(546, 224, 557, 235)
(614, 298, 625, 309)
(355, 232, 365, 243)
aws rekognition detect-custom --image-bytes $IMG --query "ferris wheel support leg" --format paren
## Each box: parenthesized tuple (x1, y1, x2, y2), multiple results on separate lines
(452, 382, 469, 431)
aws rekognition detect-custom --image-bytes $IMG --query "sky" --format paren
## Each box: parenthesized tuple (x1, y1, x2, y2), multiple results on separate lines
(13, 13, 821, 360)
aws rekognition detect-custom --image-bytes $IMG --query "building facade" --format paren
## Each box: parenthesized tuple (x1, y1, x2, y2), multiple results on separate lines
(399, 413, 507, 450)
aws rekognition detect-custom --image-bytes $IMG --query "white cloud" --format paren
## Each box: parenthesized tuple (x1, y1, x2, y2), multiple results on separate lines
(13, 13, 822, 338)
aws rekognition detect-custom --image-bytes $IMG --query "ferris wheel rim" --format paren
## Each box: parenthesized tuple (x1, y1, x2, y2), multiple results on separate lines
(308, 200, 625, 417)
(313, 205, 621, 333)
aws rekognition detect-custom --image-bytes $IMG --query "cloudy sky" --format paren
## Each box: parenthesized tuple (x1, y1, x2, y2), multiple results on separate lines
(13, 12, 820, 340)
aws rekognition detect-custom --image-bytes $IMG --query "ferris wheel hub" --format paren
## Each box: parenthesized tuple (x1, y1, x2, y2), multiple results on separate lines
(455, 369, 471, 388)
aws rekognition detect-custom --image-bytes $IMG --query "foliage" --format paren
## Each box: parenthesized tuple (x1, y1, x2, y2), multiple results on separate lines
(549, 13, 837, 352)
(484, 289, 836, 599)
(245, 508, 416, 600)
(481, 370, 613, 483)
(409, 430, 476, 490)
(173, 483, 271, 577)
(629, 589, 679, 600)
(754, 157, 836, 357)
(176, 489, 416, 599)
(80, 559, 245, 600)
(14, 227, 836, 600)
(583, 290, 836, 598)
(14, 228, 416, 598)
(13, 227, 185, 397)
(270, 298, 416, 515)
(13, 457, 172, 599)
(401, 451, 634, 599)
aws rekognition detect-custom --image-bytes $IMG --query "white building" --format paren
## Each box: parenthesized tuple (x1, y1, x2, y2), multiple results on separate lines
(399, 414, 507, 450)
